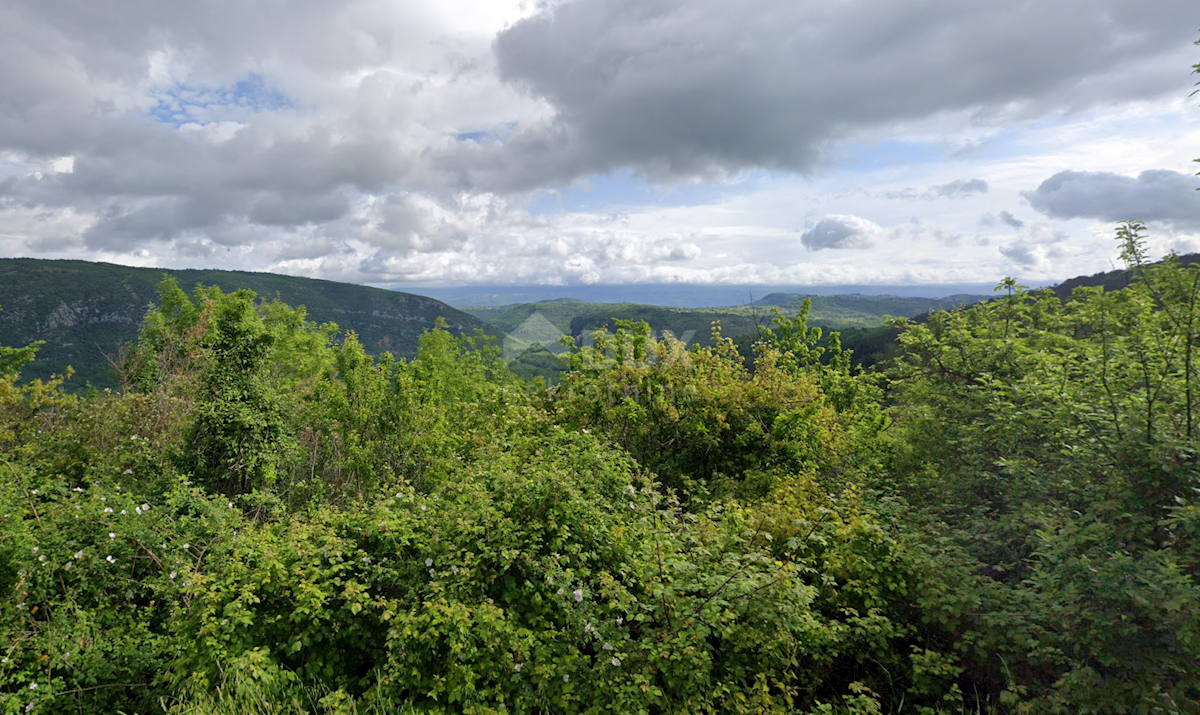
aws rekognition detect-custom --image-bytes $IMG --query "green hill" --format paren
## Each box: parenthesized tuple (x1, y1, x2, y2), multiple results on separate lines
(0, 258, 497, 389)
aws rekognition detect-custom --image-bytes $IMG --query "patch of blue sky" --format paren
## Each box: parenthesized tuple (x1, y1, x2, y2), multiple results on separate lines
(839, 139, 947, 172)
(148, 73, 292, 128)
(455, 131, 490, 143)
(526, 169, 767, 216)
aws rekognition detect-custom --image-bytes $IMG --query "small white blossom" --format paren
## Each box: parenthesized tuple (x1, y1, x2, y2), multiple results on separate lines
(123, 469, 133, 475)
(135, 507, 142, 515)
(611, 657, 621, 667)
(573, 589, 583, 602)
(514, 663, 522, 672)
(37, 555, 45, 562)
(603, 643, 613, 651)
(228, 503, 234, 509)
(584, 622, 592, 633)
(170, 571, 176, 579)
(108, 532, 116, 539)
(452, 565, 459, 574)
(425, 558, 433, 567)
(31, 547, 37, 554)
(557, 588, 564, 595)
(420, 505, 427, 511)
(362, 556, 371, 564)
(106, 555, 115, 563)
(616, 617, 624, 625)
(30, 490, 38, 495)
(74, 551, 83, 559)
(429, 568, 435, 577)
(181, 544, 190, 550)
(142, 504, 150, 511)
(120, 510, 127, 515)
(74, 487, 83, 492)
(29, 682, 36, 690)
(563, 674, 569, 683)
(104, 508, 113, 513)
(64, 562, 73, 571)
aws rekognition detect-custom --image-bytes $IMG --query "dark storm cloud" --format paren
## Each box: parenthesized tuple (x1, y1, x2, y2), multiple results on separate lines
(1025, 170, 1200, 228)
(467, 0, 1197, 190)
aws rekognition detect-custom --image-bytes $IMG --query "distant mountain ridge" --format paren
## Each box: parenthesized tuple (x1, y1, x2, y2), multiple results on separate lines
(0, 258, 495, 388)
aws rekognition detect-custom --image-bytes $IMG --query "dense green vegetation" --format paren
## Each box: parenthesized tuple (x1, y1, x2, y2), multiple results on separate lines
(0, 259, 495, 389)
(467, 294, 985, 383)
(2, 218, 1197, 714)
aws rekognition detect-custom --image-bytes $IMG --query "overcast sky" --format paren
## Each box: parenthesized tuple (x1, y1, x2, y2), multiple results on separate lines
(1, 0, 1198, 290)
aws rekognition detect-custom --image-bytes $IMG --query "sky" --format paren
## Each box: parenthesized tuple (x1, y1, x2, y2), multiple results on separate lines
(1, 0, 1199, 292)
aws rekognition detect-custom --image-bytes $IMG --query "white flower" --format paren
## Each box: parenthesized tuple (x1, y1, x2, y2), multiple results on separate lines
(616, 617, 624, 625)
(108, 532, 116, 539)
(420, 505, 427, 511)
(563, 674, 569, 683)
(425, 558, 433, 567)
(74, 551, 83, 559)
(452, 565, 459, 574)
(626, 485, 636, 495)
(629, 502, 636, 510)
(31, 547, 37, 554)
(37, 555, 45, 562)
(181, 544, 190, 550)
(228, 503, 234, 509)
(603, 643, 613, 651)
(142, 504, 150, 511)
(135, 507, 142, 515)
(514, 663, 522, 672)
(74, 487, 83, 492)
(104, 508, 113, 513)
(169, 571, 176, 579)
(362, 556, 371, 564)
(106, 555, 115, 563)
(28, 682, 36, 690)
(64, 562, 73, 570)
(582, 428, 589, 434)
(557, 588, 563, 595)
(573, 589, 583, 602)
(611, 657, 621, 667)
(30, 490, 38, 495)
(584, 622, 592, 633)
(123, 469, 133, 475)
(429, 568, 435, 577)
(120, 510, 127, 515)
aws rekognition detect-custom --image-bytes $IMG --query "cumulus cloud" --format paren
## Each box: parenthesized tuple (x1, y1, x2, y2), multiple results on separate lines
(801, 215, 885, 251)
(0, 0, 1196, 286)
(1024, 169, 1200, 228)
(981, 210, 1025, 230)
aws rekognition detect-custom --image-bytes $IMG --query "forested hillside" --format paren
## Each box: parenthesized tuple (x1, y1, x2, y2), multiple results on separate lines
(0, 259, 494, 389)
(1, 221, 1197, 714)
